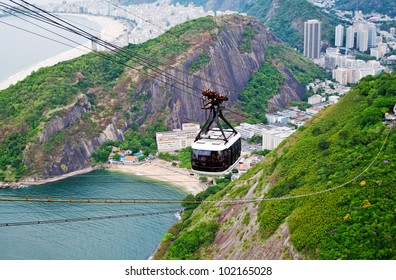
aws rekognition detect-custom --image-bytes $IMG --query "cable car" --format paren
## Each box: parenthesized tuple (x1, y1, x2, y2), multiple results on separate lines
(191, 89, 241, 173)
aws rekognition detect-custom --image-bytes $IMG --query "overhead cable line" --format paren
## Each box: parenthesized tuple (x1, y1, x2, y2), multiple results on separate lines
(6, 1, 259, 119)
(1, 2, 203, 101)
(102, 0, 291, 118)
(0, 125, 391, 205)
(0, 206, 170, 215)
(4, 1, 349, 128)
(0, 209, 180, 227)
(4, 1, 290, 121)
(9, 0, 203, 100)
(102, 0, 251, 92)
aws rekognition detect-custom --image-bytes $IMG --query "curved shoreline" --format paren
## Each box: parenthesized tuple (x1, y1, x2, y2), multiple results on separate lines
(0, 166, 101, 189)
(0, 159, 206, 195)
(108, 159, 205, 195)
(0, 14, 127, 90)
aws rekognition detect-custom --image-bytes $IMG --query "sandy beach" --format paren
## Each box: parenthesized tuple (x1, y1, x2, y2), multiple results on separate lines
(108, 159, 206, 195)
(0, 14, 127, 90)
(1, 159, 206, 195)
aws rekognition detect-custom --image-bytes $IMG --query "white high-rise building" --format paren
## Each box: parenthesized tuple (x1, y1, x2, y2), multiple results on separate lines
(335, 24, 344, 47)
(346, 26, 355, 49)
(357, 23, 369, 52)
(390, 27, 395, 36)
(368, 23, 377, 47)
(304, 19, 322, 59)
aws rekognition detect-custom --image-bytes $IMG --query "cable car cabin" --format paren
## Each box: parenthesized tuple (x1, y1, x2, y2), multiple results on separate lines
(191, 128, 241, 173)
(191, 89, 241, 173)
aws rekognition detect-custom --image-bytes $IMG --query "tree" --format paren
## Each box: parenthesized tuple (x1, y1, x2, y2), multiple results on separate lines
(318, 139, 330, 150)
(112, 153, 121, 161)
(199, 176, 208, 183)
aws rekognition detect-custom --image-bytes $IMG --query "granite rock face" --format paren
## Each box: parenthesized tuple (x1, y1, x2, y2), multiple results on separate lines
(135, 16, 281, 129)
(26, 15, 307, 178)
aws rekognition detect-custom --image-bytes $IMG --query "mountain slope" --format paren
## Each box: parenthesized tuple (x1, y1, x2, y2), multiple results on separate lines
(156, 72, 396, 260)
(172, 0, 340, 51)
(0, 15, 324, 182)
(335, 0, 396, 18)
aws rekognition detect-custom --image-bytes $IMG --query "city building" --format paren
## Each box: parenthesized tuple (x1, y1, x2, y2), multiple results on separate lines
(304, 19, 322, 59)
(308, 94, 323, 105)
(346, 26, 355, 49)
(235, 123, 255, 139)
(333, 68, 348, 85)
(390, 27, 395, 36)
(335, 24, 344, 47)
(266, 113, 290, 125)
(385, 55, 396, 65)
(370, 43, 390, 59)
(156, 123, 200, 152)
(262, 126, 294, 150)
(368, 23, 377, 47)
(357, 23, 369, 52)
(235, 123, 270, 139)
(328, 96, 340, 104)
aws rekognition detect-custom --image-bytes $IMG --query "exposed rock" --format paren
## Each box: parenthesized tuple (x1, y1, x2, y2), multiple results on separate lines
(267, 59, 306, 112)
(135, 16, 281, 129)
(39, 95, 92, 144)
(41, 121, 124, 178)
(22, 15, 307, 179)
(210, 174, 302, 260)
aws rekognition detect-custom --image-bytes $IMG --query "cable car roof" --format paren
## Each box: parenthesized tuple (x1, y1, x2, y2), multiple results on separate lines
(192, 129, 240, 151)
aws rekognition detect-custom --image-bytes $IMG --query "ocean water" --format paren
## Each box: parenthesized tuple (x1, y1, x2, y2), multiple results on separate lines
(0, 14, 101, 83)
(0, 170, 186, 260)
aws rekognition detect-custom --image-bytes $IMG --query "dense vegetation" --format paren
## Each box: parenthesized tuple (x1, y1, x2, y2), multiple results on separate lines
(239, 42, 327, 123)
(153, 174, 233, 259)
(241, 0, 340, 51)
(0, 16, 221, 181)
(172, 0, 342, 51)
(265, 43, 328, 85)
(335, 0, 396, 18)
(0, 52, 127, 180)
(160, 72, 396, 259)
(239, 61, 284, 123)
(157, 147, 192, 169)
(90, 121, 167, 164)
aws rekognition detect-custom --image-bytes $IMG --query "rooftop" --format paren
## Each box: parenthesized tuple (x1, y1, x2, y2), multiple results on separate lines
(193, 129, 240, 151)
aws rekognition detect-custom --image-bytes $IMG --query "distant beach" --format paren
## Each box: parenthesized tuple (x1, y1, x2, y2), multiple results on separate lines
(109, 159, 206, 195)
(0, 14, 127, 90)
(1, 159, 205, 195)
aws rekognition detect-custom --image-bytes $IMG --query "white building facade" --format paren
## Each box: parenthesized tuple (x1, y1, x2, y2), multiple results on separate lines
(346, 26, 355, 49)
(262, 126, 294, 150)
(335, 24, 344, 47)
(156, 123, 200, 152)
(304, 19, 322, 59)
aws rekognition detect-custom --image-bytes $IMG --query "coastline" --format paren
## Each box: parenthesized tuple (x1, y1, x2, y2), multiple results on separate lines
(0, 14, 127, 90)
(0, 159, 206, 195)
(0, 166, 101, 189)
(108, 159, 206, 195)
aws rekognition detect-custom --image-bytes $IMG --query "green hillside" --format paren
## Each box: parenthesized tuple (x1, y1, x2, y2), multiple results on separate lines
(171, 0, 341, 51)
(239, 43, 327, 123)
(241, 0, 340, 51)
(157, 72, 396, 260)
(335, 0, 396, 18)
(0, 15, 325, 182)
(0, 17, 219, 181)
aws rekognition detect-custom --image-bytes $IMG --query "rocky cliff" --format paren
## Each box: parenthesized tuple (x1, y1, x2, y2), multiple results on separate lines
(134, 16, 281, 129)
(1, 14, 319, 181)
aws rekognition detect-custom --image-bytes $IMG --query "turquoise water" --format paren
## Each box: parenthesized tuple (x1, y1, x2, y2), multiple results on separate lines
(0, 170, 186, 260)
